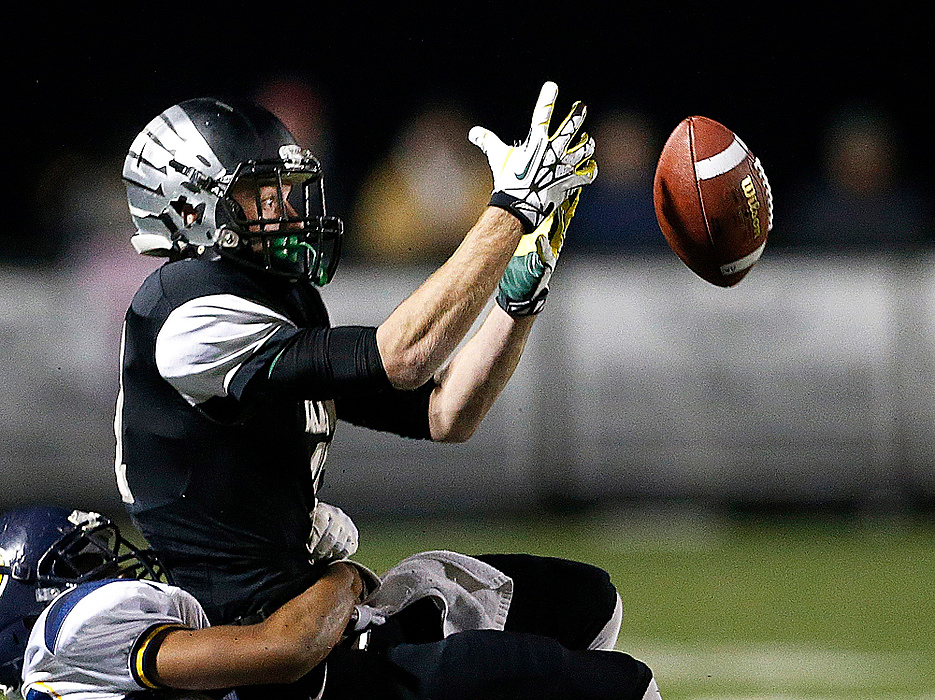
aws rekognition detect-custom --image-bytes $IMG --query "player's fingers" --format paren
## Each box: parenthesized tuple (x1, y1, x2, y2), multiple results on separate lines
(530, 81, 559, 138)
(550, 196, 576, 255)
(339, 531, 359, 558)
(566, 131, 594, 159)
(550, 101, 587, 145)
(469, 126, 511, 167)
(535, 233, 557, 268)
(469, 126, 498, 152)
(468, 125, 489, 147)
(557, 188, 581, 231)
(573, 157, 598, 184)
(315, 518, 335, 552)
(341, 520, 358, 552)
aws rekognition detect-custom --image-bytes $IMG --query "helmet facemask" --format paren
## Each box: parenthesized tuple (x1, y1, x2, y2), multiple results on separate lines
(217, 146, 343, 285)
(35, 511, 170, 587)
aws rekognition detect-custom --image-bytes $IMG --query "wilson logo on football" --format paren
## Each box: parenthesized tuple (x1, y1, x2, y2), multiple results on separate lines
(740, 175, 762, 238)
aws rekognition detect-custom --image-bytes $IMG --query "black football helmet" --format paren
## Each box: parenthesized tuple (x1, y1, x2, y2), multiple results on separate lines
(123, 97, 343, 285)
(0, 506, 169, 692)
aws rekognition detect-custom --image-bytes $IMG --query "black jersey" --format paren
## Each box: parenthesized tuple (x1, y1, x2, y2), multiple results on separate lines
(115, 255, 432, 623)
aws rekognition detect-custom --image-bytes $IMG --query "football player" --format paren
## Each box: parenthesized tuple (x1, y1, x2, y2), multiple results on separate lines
(1, 507, 663, 699)
(116, 80, 596, 626)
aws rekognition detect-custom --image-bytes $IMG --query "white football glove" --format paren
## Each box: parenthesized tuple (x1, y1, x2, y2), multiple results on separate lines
(469, 81, 597, 232)
(307, 501, 359, 562)
(496, 188, 581, 316)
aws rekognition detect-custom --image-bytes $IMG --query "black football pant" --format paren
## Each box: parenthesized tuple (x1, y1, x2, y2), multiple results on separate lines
(320, 554, 655, 700)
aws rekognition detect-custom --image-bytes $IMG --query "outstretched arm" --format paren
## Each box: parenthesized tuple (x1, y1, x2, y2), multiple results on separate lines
(376, 81, 595, 393)
(428, 305, 535, 442)
(427, 191, 582, 442)
(153, 562, 363, 689)
(376, 207, 523, 390)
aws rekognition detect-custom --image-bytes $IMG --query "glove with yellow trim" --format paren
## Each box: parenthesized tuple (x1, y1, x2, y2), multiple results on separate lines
(496, 188, 581, 316)
(469, 81, 597, 233)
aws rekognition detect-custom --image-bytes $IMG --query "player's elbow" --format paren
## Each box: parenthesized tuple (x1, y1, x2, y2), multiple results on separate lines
(379, 347, 436, 390)
(434, 425, 475, 443)
(384, 363, 434, 391)
(376, 325, 441, 391)
(429, 410, 480, 443)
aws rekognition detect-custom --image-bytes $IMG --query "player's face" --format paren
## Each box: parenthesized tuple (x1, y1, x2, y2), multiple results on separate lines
(231, 182, 299, 232)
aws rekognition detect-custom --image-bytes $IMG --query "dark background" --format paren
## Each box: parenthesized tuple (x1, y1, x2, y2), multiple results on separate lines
(6, 5, 930, 261)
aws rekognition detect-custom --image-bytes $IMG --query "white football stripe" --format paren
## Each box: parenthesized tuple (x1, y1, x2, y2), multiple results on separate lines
(720, 240, 766, 276)
(694, 136, 748, 180)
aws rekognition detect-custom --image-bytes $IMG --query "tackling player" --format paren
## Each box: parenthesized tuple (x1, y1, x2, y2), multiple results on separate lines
(1, 507, 663, 699)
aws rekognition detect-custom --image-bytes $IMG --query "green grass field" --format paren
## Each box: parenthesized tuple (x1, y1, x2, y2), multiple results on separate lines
(354, 510, 935, 700)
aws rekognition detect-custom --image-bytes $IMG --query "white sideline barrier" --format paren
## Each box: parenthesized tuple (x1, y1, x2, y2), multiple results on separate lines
(2, 250, 935, 515)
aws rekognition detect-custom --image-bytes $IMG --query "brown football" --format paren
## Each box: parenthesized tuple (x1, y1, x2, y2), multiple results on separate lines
(653, 116, 773, 287)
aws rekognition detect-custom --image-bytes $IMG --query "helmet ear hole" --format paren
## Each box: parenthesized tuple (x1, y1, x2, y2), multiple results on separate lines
(169, 196, 205, 227)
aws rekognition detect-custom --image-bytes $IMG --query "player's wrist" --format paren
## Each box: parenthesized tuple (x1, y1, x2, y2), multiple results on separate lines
(496, 296, 547, 317)
(488, 192, 536, 233)
(478, 203, 525, 233)
(327, 559, 380, 601)
(344, 605, 361, 635)
(496, 281, 548, 317)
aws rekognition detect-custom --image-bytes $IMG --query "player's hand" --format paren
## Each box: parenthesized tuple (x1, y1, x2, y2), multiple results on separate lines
(307, 502, 359, 562)
(496, 188, 581, 316)
(469, 81, 597, 233)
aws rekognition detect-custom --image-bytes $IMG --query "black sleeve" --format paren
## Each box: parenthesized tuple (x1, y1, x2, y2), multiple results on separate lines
(234, 323, 434, 439)
(335, 379, 436, 440)
(235, 325, 393, 402)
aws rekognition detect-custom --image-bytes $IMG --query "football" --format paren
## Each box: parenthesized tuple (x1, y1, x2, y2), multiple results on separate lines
(653, 116, 773, 287)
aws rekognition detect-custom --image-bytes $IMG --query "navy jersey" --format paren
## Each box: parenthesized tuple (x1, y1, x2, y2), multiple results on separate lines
(115, 255, 433, 623)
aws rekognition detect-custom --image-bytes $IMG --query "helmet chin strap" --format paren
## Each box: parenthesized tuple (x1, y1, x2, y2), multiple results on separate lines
(212, 219, 341, 286)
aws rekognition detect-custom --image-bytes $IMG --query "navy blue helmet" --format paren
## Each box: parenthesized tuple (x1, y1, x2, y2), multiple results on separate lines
(0, 506, 168, 692)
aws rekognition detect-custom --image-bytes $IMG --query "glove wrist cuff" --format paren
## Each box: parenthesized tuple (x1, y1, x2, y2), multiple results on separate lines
(488, 191, 535, 233)
(496, 288, 548, 317)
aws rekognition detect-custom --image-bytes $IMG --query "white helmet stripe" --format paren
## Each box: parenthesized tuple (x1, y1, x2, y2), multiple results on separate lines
(123, 104, 230, 253)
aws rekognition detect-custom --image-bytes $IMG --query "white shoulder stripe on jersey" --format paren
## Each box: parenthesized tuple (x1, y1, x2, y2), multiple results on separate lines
(156, 294, 296, 406)
(115, 323, 134, 505)
(694, 136, 748, 181)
